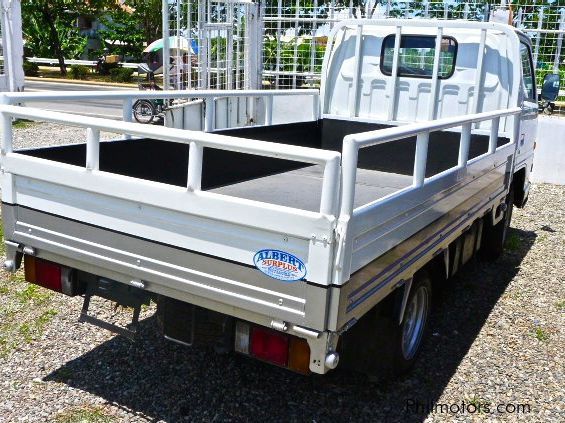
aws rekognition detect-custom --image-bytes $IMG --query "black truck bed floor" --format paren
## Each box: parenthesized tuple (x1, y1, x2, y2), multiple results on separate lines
(211, 164, 412, 212)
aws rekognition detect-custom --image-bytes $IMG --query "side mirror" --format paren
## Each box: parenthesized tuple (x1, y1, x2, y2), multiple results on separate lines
(540, 73, 560, 102)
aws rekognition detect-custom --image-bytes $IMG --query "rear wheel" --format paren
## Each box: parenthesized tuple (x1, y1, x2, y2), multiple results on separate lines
(481, 187, 514, 260)
(133, 100, 156, 124)
(389, 274, 432, 375)
(339, 273, 432, 378)
(400, 281, 431, 361)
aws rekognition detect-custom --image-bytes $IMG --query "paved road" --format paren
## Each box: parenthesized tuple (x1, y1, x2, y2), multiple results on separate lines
(24, 79, 133, 119)
(23, 79, 314, 125)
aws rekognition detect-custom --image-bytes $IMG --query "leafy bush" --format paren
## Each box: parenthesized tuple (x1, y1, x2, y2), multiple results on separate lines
(109, 67, 134, 83)
(23, 61, 39, 77)
(97, 61, 120, 76)
(69, 65, 89, 80)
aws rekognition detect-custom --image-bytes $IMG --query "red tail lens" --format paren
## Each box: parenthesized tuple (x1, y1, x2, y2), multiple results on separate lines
(24, 256, 62, 292)
(250, 326, 289, 366)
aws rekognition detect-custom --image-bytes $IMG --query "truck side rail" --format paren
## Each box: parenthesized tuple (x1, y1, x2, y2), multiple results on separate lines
(0, 88, 320, 131)
(0, 102, 339, 220)
(334, 107, 522, 280)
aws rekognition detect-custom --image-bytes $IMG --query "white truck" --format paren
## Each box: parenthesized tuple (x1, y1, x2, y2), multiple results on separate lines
(0, 19, 546, 376)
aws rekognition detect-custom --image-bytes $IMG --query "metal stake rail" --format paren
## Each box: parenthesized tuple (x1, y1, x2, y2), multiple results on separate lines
(1, 89, 320, 132)
(339, 107, 522, 219)
(0, 90, 337, 216)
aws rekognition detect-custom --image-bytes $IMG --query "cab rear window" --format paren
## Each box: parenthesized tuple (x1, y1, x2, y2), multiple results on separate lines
(380, 35, 457, 79)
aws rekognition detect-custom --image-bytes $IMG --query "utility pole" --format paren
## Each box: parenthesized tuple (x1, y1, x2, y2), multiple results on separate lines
(162, 0, 170, 90)
(0, 0, 24, 92)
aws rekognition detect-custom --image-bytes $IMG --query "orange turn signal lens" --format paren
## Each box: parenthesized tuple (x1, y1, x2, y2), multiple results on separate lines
(288, 337, 311, 374)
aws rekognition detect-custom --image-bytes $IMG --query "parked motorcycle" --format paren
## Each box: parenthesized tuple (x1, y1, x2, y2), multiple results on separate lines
(133, 64, 168, 124)
(538, 73, 561, 115)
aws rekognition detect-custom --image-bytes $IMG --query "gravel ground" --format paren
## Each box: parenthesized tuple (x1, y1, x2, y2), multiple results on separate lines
(12, 121, 120, 150)
(0, 122, 563, 422)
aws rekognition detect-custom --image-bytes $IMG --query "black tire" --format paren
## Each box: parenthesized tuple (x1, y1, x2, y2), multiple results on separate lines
(133, 99, 156, 124)
(543, 104, 554, 115)
(388, 274, 433, 376)
(339, 273, 432, 379)
(480, 188, 514, 261)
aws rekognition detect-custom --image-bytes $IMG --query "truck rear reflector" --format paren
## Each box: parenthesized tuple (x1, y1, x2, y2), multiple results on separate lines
(234, 321, 251, 354)
(24, 256, 63, 292)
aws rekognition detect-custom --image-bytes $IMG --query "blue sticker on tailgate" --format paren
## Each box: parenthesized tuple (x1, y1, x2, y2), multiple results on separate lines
(253, 249, 306, 282)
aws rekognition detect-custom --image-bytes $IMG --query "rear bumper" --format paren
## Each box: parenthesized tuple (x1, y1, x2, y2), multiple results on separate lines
(2, 203, 339, 373)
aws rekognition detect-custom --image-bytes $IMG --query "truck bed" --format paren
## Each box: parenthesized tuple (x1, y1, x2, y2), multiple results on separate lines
(20, 119, 508, 212)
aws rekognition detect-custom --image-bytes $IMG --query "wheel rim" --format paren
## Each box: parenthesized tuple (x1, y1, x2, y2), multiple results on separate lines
(134, 102, 154, 124)
(401, 286, 429, 360)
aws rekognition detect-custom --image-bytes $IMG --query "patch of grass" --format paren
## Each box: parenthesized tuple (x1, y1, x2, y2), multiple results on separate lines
(0, 220, 4, 256)
(0, 335, 14, 358)
(12, 119, 35, 129)
(533, 326, 550, 342)
(54, 407, 115, 423)
(22, 309, 58, 342)
(16, 283, 52, 305)
(37, 309, 58, 325)
(36, 66, 137, 86)
(0, 215, 60, 355)
(37, 310, 57, 326)
(18, 322, 33, 342)
(556, 300, 565, 311)
(504, 233, 521, 251)
(10, 271, 26, 284)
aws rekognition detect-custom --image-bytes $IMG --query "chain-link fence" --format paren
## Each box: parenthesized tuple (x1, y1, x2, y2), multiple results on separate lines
(261, 0, 565, 114)
(166, 1, 565, 114)
(517, 4, 565, 115)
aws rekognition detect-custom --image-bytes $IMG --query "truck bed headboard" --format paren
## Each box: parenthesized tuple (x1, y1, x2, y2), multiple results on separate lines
(320, 19, 521, 132)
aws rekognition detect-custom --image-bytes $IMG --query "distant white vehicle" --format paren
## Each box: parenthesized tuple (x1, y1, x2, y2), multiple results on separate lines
(1, 19, 544, 377)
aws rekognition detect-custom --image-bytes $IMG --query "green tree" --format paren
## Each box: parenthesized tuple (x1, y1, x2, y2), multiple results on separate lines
(97, 0, 163, 60)
(21, 0, 118, 75)
(125, 0, 163, 45)
(97, 8, 145, 60)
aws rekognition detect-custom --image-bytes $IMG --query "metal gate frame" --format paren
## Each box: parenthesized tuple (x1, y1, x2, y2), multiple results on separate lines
(163, 0, 262, 91)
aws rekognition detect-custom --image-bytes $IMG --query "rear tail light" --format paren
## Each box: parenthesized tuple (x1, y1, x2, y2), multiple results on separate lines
(288, 337, 311, 374)
(24, 256, 77, 295)
(235, 321, 311, 374)
(250, 326, 289, 366)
